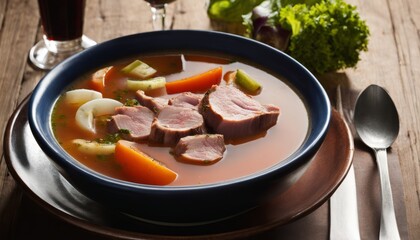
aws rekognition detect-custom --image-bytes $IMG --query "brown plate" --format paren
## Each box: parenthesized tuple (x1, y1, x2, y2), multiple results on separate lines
(4, 97, 353, 239)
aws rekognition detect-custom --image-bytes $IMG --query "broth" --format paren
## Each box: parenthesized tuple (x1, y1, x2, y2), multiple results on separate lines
(51, 54, 309, 186)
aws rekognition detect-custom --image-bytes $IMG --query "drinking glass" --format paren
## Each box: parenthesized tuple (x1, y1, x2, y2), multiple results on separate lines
(29, 0, 96, 70)
(143, 0, 177, 30)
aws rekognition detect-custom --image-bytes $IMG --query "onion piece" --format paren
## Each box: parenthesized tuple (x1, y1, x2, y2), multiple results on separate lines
(72, 139, 115, 155)
(65, 89, 102, 105)
(75, 98, 123, 133)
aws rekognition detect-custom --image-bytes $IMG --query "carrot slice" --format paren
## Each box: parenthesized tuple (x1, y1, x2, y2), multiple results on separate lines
(91, 77, 104, 92)
(90, 67, 111, 93)
(114, 140, 177, 185)
(165, 66, 223, 94)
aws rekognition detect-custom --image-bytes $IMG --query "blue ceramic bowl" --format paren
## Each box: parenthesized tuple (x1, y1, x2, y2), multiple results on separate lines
(28, 30, 331, 224)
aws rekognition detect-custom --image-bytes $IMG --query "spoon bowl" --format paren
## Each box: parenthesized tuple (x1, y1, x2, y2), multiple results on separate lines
(354, 85, 399, 149)
(354, 84, 401, 240)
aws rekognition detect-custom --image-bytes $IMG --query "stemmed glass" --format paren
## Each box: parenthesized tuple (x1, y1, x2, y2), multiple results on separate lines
(143, 0, 177, 30)
(29, 0, 96, 70)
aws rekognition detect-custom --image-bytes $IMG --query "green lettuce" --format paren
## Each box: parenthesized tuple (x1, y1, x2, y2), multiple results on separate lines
(278, 0, 369, 73)
(208, 0, 370, 74)
(207, 0, 266, 22)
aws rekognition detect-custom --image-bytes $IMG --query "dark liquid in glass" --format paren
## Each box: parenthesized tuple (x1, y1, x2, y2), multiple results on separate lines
(38, 0, 85, 41)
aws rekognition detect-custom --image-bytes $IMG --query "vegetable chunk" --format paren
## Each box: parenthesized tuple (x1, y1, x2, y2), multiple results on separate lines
(121, 60, 157, 79)
(75, 98, 123, 133)
(127, 77, 166, 91)
(165, 67, 223, 94)
(90, 67, 111, 92)
(65, 89, 102, 105)
(115, 140, 178, 185)
(72, 139, 115, 155)
(235, 69, 261, 94)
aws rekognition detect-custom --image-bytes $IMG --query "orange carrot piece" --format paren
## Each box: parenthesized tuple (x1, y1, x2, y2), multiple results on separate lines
(165, 66, 223, 94)
(90, 77, 105, 93)
(90, 67, 111, 93)
(114, 141, 177, 185)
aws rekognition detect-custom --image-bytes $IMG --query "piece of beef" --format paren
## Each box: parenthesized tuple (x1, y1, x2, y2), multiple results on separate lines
(108, 106, 154, 141)
(168, 92, 203, 110)
(135, 90, 168, 113)
(200, 85, 280, 140)
(173, 134, 226, 165)
(149, 106, 206, 146)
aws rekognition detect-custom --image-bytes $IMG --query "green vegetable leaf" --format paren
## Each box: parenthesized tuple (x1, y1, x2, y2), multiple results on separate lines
(279, 0, 369, 74)
(280, 0, 322, 7)
(207, 0, 370, 74)
(208, 0, 266, 22)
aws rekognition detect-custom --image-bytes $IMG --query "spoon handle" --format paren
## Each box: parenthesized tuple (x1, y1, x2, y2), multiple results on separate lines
(374, 148, 401, 240)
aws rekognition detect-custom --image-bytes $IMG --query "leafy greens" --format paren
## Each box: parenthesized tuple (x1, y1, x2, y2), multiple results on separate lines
(207, 0, 370, 74)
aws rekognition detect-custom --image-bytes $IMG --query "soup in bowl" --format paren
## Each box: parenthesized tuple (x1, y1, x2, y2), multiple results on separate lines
(28, 30, 331, 224)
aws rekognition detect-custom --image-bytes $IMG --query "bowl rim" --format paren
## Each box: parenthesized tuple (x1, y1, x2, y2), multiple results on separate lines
(28, 29, 331, 191)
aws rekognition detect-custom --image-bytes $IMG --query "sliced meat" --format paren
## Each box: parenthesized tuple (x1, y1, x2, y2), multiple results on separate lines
(149, 106, 206, 146)
(200, 85, 280, 140)
(135, 90, 168, 113)
(108, 106, 154, 141)
(173, 134, 226, 165)
(168, 92, 203, 110)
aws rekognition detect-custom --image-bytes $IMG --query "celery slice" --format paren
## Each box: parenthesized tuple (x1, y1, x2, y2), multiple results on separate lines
(127, 77, 166, 91)
(121, 60, 157, 79)
(235, 69, 262, 94)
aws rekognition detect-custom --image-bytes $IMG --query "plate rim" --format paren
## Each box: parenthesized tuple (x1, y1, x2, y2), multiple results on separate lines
(4, 95, 353, 239)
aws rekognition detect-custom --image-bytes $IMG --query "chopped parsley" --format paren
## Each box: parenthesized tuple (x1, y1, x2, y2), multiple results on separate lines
(96, 129, 131, 144)
(124, 98, 139, 107)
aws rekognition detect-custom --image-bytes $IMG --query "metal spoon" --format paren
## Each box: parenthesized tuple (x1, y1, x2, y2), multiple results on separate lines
(354, 84, 400, 240)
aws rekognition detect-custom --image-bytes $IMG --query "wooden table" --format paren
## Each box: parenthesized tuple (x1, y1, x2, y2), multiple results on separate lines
(0, 0, 418, 239)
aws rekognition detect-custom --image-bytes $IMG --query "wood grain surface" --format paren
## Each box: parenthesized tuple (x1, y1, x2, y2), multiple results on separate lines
(0, 0, 418, 239)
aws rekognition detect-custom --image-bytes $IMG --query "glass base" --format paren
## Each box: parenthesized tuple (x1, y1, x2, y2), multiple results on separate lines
(29, 35, 97, 70)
